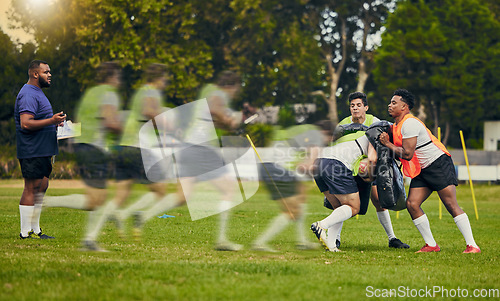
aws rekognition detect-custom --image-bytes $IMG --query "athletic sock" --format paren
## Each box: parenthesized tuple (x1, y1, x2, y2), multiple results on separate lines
(319, 205, 352, 229)
(412, 214, 437, 247)
(254, 213, 291, 246)
(217, 200, 233, 242)
(295, 203, 307, 244)
(43, 194, 89, 209)
(85, 201, 117, 241)
(141, 194, 177, 222)
(377, 210, 396, 240)
(336, 221, 343, 241)
(119, 192, 156, 220)
(19, 205, 34, 237)
(84, 210, 99, 241)
(453, 213, 478, 248)
(327, 221, 343, 249)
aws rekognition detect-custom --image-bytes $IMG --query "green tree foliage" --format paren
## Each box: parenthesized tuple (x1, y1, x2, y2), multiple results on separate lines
(311, 0, 394, 124)
(0, 29, 37, 145)
(373, 0, 500, 147)
(70, 0, 215, 105)
(222, 0, 324, 110)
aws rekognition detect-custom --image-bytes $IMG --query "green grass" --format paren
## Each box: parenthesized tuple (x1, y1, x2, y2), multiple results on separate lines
(0, 180, 499, 300)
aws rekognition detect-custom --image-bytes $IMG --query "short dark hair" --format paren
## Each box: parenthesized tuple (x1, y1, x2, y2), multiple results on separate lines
(393, 89, 415, 110)
(216, 70, 241, 87)
(145, 63, 168, 83)
(348, 92, 368, 106)
(28, 60, 48, 75)
(96, 61, 120, 83)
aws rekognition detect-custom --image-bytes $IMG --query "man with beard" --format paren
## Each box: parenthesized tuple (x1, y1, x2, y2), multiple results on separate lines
(379, 88, 480, 253)
(15, 60, 66, 239)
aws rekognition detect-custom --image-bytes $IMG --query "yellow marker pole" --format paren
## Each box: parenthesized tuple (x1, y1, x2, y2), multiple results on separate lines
(396, 211, 399, 219)
(459, 130, 479, 220)
(246, 134, 295, 220)
(437, 127, 443, 220)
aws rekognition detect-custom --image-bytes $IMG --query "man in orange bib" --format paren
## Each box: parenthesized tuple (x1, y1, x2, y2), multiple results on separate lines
(379, 89, 480, 254)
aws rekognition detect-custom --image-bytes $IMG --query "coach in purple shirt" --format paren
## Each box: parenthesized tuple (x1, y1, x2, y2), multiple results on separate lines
(14, 60, 66, 239)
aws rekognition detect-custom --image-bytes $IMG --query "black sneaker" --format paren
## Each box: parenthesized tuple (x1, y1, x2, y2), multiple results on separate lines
(389, 238, 410, 249)
(336, 239, 341, 249)
(310, 222, 328, 249)
(132, 212, 144, 240)
(19, 232, 39, 239)
(81, 240, 108, 252)
(34, 229, 55, 239)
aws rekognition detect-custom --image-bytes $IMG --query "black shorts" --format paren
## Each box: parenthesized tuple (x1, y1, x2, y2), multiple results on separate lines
(410, 154, 458, 191)
(176, 144, 228, 180)
(322, 175, 371, 215)
(314, 158, 359, 195)
(74, 143, 111, 189)
(19, 156, 52, 179)
(114, 146, 153, 184)
(260, 163, 297, 200)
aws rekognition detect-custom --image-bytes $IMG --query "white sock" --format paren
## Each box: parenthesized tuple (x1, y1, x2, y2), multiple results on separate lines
(84, 210, 99, 241)
(19, 205, 34, 236)
(377, 210, 396, 240)
(142, 194, 178, 222)
(454, 213, 478, 248)
(336, 222, 343, 241)
(218, 200, 233, 242)
(32, 203, 43, 234)
(327, 221, 343, 249)
(319, 205, 352, 229)
(43, 194, 89, 209)
(254, 213, 291, 245)
(85, 201, 117, 241)
(120, 192, 157, 220)
(295, 203, 307, 244)
(413, 214, 437, 247)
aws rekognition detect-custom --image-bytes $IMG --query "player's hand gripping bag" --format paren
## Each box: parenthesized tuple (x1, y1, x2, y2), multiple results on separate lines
(366, 121, 407, 211)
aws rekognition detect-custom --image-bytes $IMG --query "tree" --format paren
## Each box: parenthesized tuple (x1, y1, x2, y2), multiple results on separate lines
(220, 0, 324, 110)
(373, 0, 499, 147)
(311, 0, 393, 125)
(0, 29, 37, 145)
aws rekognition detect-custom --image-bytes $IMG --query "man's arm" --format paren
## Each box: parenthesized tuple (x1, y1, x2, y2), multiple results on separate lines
(366, 142, 377, 181)
(379, 132, 417, 161)
(209, 95, 239, 129)
(20, 111, 66, 131)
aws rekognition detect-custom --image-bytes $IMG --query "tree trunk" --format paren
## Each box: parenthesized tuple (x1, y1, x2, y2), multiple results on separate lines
(417, 99, 427, 122)
(356, 59, 369, 92)
(326, 17, 347, 126)
(442, 120, 450, 145)
(430, 100, 439, 135)
(356, 18, 371, 93)
(328, 53, 339, 125)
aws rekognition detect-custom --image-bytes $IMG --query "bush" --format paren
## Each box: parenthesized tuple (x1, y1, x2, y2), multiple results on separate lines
(245, 123, 274, 147)
(277, 104, 296, 128)
(0, 144, 79, 179)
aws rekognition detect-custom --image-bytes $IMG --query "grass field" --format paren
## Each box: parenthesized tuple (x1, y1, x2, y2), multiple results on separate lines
(0, 179, 498, 300)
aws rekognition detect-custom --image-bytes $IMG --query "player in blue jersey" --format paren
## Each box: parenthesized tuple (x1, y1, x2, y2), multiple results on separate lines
(15, 60, 66, 239)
